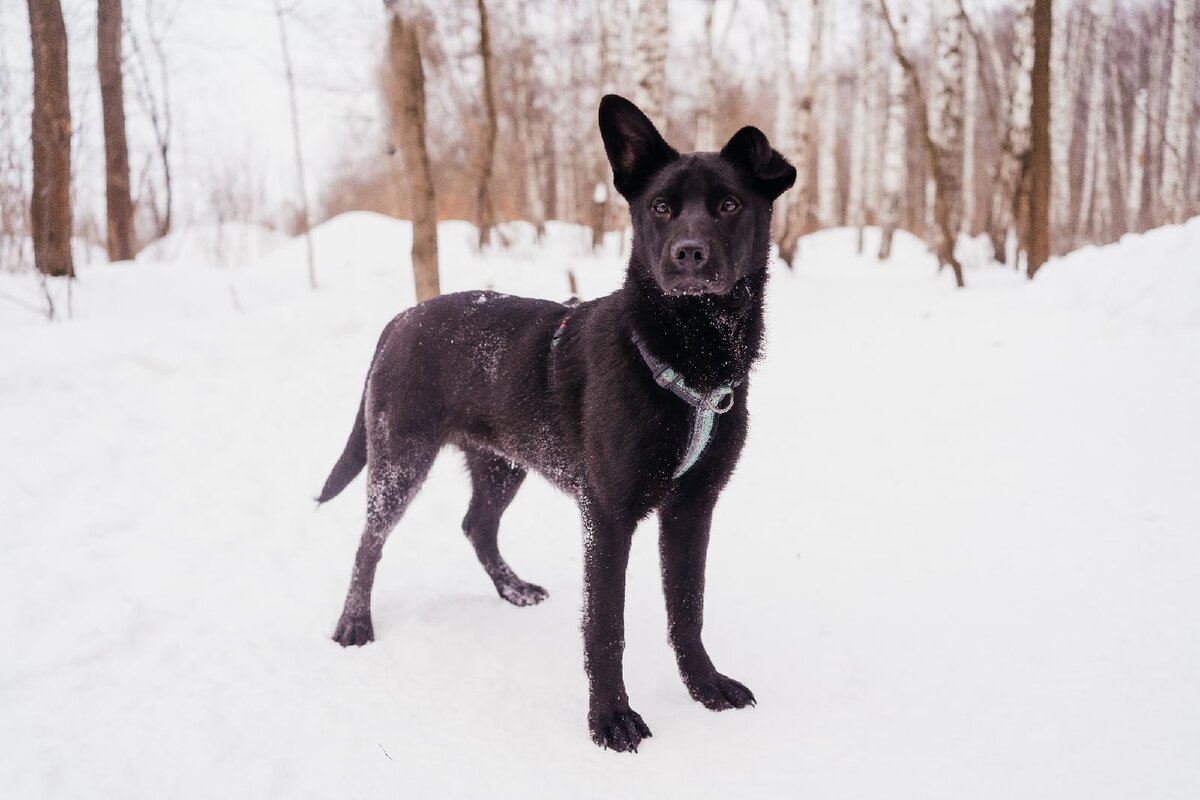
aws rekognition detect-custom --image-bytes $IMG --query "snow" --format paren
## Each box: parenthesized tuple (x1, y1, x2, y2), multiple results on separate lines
(2, 216, 1199, 798)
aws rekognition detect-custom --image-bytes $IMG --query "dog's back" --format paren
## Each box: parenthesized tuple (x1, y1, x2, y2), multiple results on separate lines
(318, 290, 578, 503)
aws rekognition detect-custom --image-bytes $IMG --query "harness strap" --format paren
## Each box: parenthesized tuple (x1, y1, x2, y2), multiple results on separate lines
(630, 333, 736, 479)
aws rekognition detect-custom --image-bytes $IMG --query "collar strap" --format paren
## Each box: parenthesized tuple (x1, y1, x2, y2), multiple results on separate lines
(631, 332, 737, 478)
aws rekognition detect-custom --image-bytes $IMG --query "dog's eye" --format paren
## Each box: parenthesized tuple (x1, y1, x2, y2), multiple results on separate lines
(720, 197, 740, 214)
(652, 199, 670, 216)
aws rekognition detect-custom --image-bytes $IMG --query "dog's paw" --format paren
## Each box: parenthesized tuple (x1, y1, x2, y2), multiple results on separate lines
(332, 613, 374, 647)
(589, 707, 652, 753)
(497, 579, 548, 607)
(687, 673, 756, 711)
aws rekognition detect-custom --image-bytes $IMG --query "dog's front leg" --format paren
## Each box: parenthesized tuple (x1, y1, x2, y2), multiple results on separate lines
(582, 508, 651, 752)
(659, 493, 756, 711)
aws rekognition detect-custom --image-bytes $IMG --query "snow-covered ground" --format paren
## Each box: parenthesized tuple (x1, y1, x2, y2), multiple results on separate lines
(2, 216, 1199, 798)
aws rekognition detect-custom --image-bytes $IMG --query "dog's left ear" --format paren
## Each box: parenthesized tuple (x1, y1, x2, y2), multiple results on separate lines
(720, 126, 797, 201)
(599, 94, 679, 198)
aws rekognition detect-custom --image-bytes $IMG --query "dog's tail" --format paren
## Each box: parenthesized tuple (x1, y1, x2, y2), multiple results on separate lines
(316, 388, 368, 504)
(316, 317, 404, 505)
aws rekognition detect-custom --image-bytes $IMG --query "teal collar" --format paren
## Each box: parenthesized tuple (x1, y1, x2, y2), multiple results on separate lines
(630, 333, 737, 479)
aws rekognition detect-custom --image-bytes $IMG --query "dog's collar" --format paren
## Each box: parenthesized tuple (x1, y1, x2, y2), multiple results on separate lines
(630, 332, 738, 479)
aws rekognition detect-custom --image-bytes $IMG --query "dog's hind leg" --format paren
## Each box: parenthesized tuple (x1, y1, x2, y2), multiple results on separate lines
(333, 434, 440, 647)
(461, 448, 548, 607)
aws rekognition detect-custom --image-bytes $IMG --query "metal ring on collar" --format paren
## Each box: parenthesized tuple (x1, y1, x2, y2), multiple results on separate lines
(706, 389, 735, 414)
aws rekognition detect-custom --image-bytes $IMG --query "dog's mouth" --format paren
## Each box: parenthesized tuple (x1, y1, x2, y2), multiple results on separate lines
(661, 273, 728, 297)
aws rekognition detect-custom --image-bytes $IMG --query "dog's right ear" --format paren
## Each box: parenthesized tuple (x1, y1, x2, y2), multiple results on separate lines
(598, 94, 679, 198)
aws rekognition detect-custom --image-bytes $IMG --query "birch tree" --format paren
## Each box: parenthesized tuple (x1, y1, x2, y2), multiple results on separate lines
(880, 0, 966, 287)
(634, 0, 668, 130)
(694, 0, 719, 151)
(961, 30, 977, 234)
(1050, 1, 1076, 250)
(1126, 88, 1148, 231)
(987, 0, 1033, 264)
(929, 0, 965, 282)
(776, 0, 823, 267)
(816, 8, 838, 228)
(475, 0, 497, 249)
(878, 0, 907, 259)
(1077, 1, 1112, 244)
(385, 3, 439, 302)
(98, 0, 135, 261)
(593, 0, 627, 249)
(514, 0, 545, 237)
(27, 0, 74, 278)
(847, 0, 874, 252)
(1161, 0, 1195, 224)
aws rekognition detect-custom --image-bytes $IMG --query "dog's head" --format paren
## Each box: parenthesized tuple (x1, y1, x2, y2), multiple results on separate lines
(599, 94, 795, 298)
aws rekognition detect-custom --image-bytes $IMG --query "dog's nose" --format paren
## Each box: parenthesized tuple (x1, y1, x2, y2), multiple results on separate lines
(672, 239, 709, 269)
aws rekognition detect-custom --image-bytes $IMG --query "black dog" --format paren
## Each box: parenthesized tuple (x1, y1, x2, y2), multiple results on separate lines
(318, 95, 795, 752)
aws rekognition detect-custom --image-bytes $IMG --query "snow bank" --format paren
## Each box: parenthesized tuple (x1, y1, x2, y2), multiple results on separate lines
(1033, 217, 1200, 331)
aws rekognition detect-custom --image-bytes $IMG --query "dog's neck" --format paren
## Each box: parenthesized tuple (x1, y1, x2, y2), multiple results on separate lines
(621, 263, 766, 393)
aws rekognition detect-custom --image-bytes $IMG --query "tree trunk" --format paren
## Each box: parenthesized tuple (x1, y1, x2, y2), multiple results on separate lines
(1026, 0, 1051, 279)
(98, 0, 135, 262)
(961, 30, 977, 235)
(634, 0, 668, 129)
(987, 0, 1033, 264)
(694, 0, 718, 151)
(593, 0, 626, 250)
(1049, 1, 1076, 253)
(386, 7, 439, 302)
(1126, 87, 1148, 231)
(1162, 0, 1195, 224)
(816, 12, 838, 232)
(776, 0, 823, 266)
(1076, 1, 1111, 244)
(878, 0, 908, 260)
(847, 0, 873, 252)
(475, 0, 497, 249)
(880, 0, 965, 287)
(27, 0, 74, 278)
(930, 0, 965, 284)
(273, 0, 317, 290)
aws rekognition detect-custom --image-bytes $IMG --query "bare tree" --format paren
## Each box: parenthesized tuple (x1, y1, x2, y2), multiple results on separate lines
(592, 0, 627, 250)
(1077, 1, 1112, 244)
(99, 0, 135, 262)
(961, 28, 977, 234)
(27, 0, 74, 278)
(816, 8, 837, 228)
(1161, 0, 1195, 224)
(0, 35, 31, 274)
(513, 0, 547, 237)
(475, 0, 497, 249)
(386, 3, 439, 302)
(880, 0, 966, 287)
(1049, 1, 1078, 251)
(878, 0, 907, 259)
(987, 0, 1033, 264)
(930, 0, 966, 283)
(1026, 0, 1051, 278)
(634, 0, 668, 129)
(694, 0, 719, 152)
(847, 0, 874, 252)
(273, 0, 316, 290)
(125, 0, 177, 242)
(1126, 87, 1148, 231)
